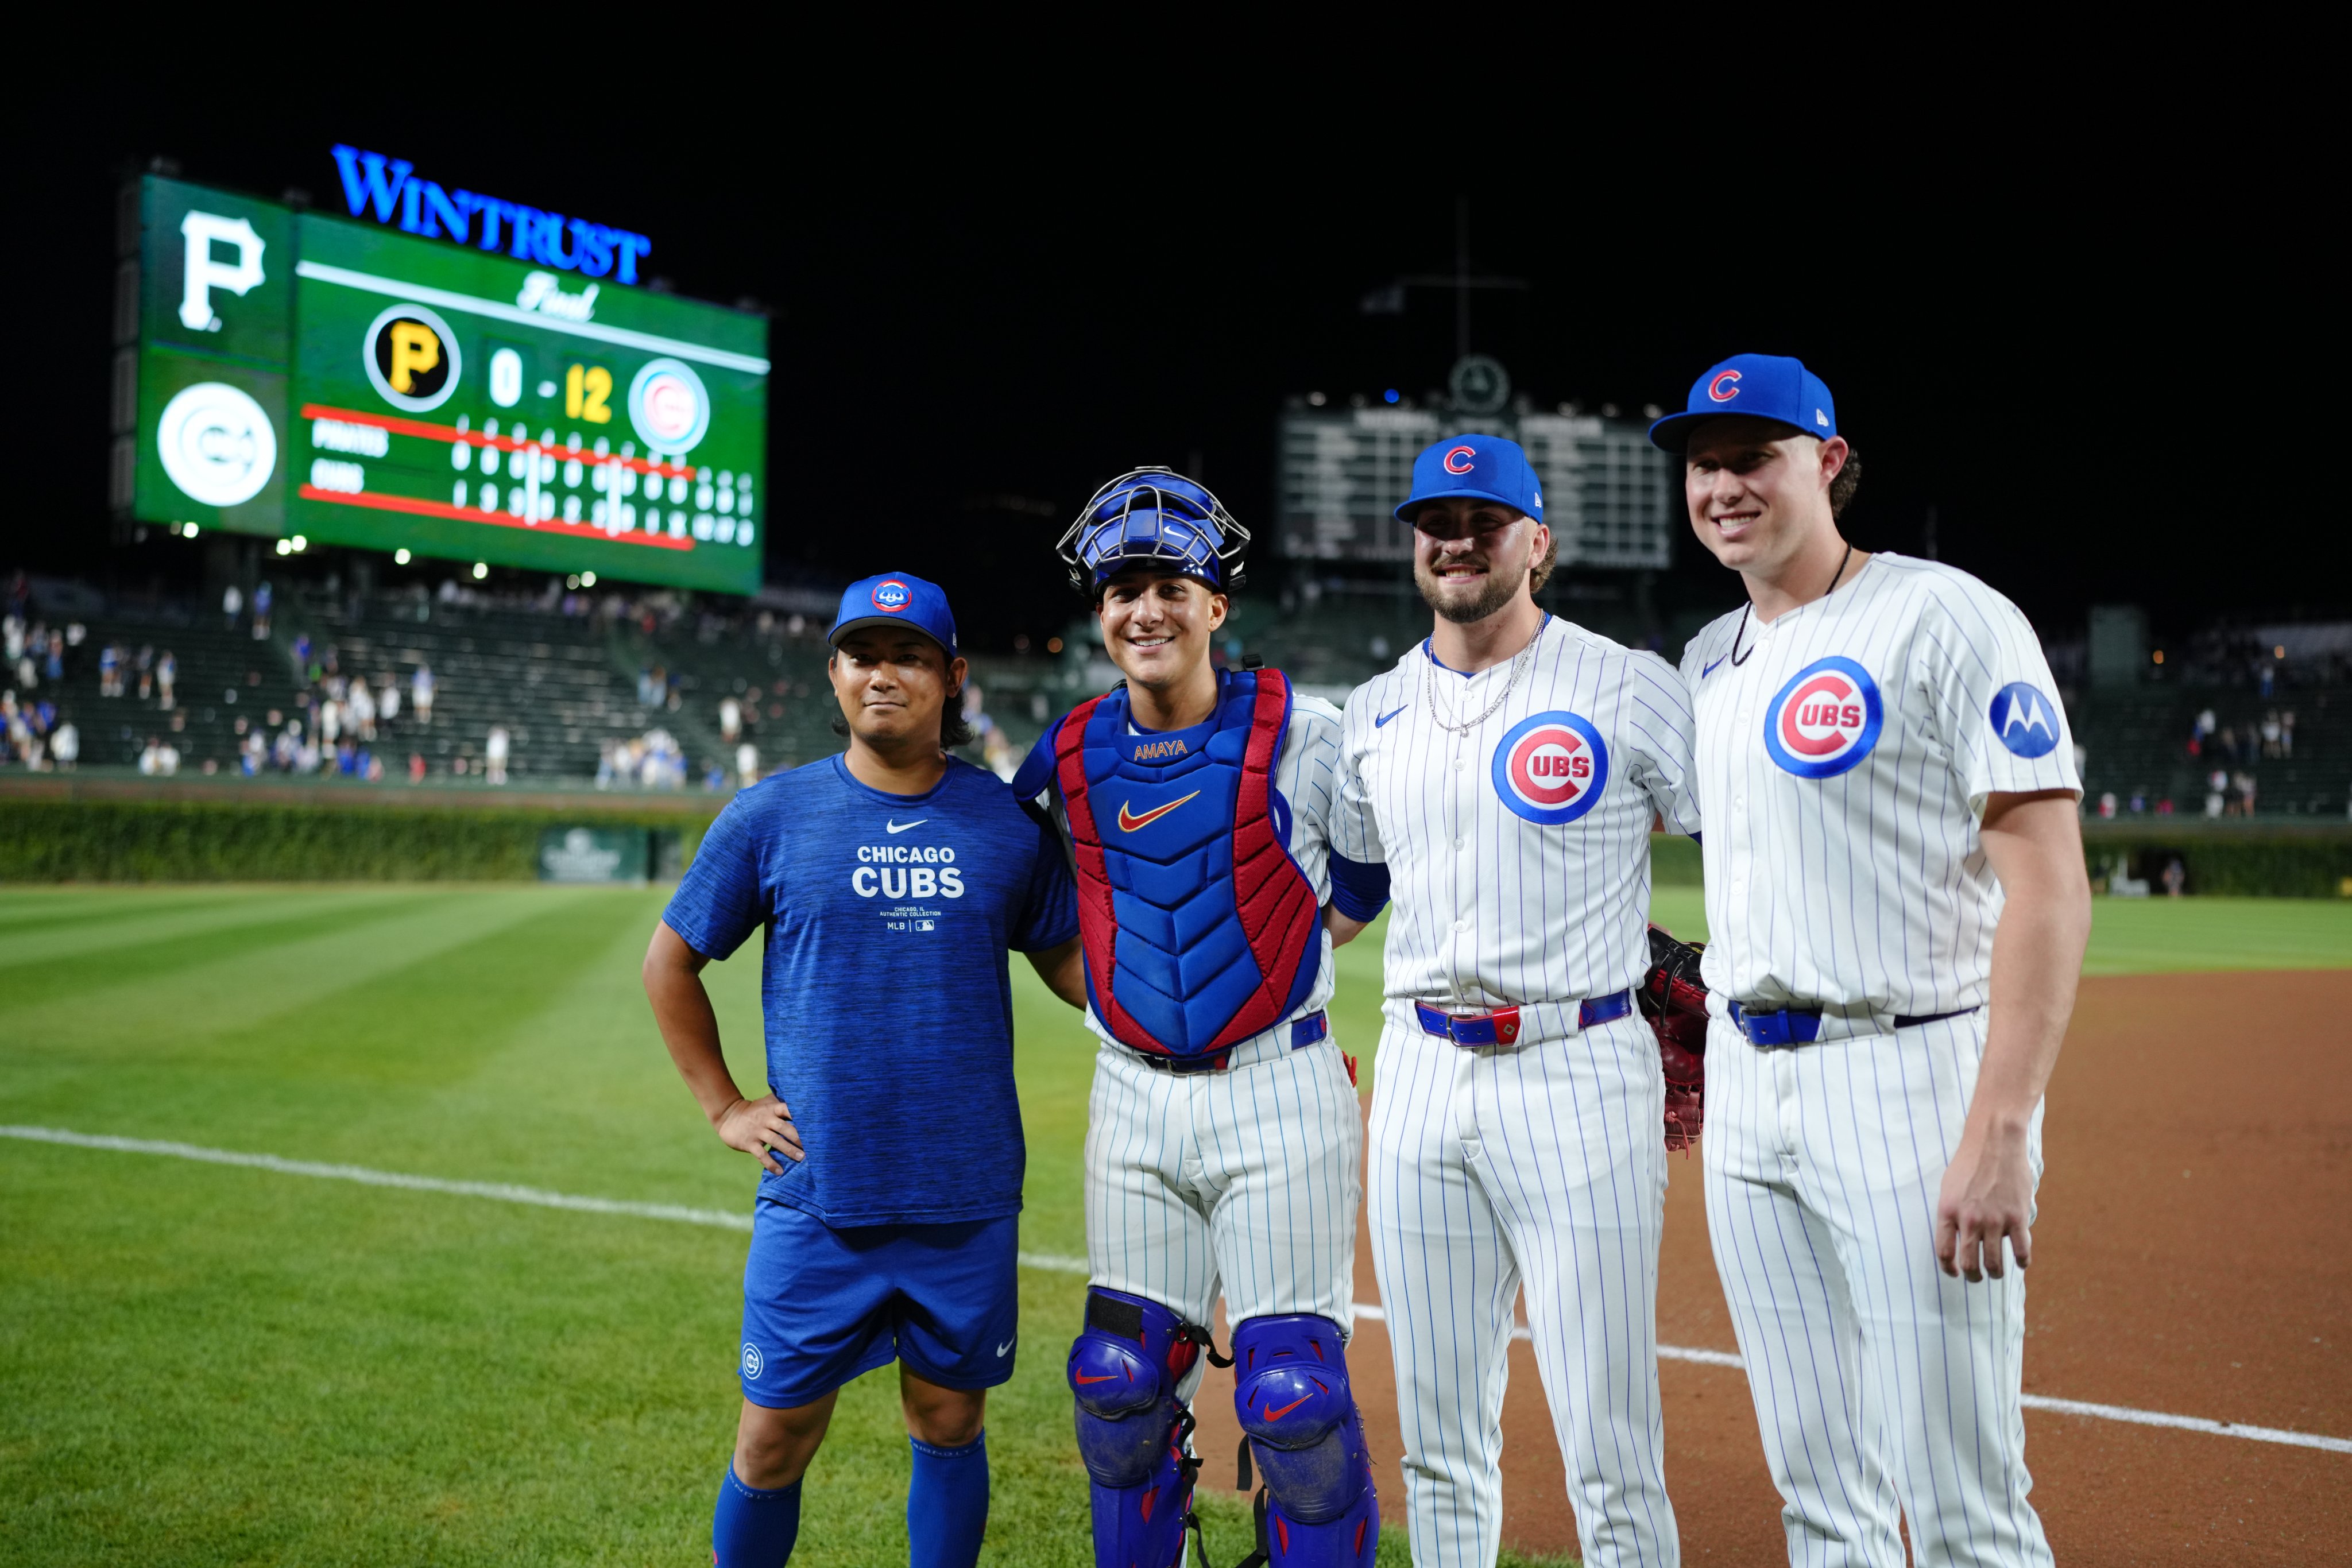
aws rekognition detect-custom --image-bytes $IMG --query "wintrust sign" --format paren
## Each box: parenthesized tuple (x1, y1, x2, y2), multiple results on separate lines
(329, 146, 653, 285)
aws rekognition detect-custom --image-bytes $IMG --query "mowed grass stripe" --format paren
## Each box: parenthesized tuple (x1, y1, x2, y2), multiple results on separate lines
(0, 888, 428, 977)
(2080, 896, 2352, 975)
(0, 888, 262, 937)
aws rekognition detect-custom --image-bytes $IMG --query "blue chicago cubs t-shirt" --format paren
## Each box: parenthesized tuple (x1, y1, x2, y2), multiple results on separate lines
(662, 754, 1078, 1227)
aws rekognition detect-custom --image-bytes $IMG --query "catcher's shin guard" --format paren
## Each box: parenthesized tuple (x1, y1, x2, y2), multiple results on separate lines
(1231, 1315, 1379, 1567)
(1068, 1288, 1207, 1568)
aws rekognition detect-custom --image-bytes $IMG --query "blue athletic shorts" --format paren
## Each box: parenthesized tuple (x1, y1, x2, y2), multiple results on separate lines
(737, 1198, 1020, 1411)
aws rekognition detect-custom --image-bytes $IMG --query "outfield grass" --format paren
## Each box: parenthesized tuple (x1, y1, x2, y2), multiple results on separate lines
(3, 885, 2346, 1565)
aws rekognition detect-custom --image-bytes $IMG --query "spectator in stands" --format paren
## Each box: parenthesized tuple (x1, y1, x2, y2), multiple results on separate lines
(292, 633, 311, 682)
(2262, 710, 2282, 758)
(136, 645, 154, 702)
(336, 738, 358, 776)
(99, 641, 120, 696)
(2161, 857, 2185, 897)
(377, 672, 400, 729)
(2282, 711, 2296, 758)
(735, 741, 757, 787)
(351, 678, 377, 742)
(413, 663, 435, 726)
(2216, 724, 2238, 764)
(1, 613, 20, 666)
(409, 752, 426, 783)
(139, 736, 163, 775)
(485, 725, 510, 785)
(719, 694, 742, 743)
(252, 580, 272, 637)
(223, 583, 243, 630)
(597, 738, 617, 790)
(156, 651, 176, 710)
(2260, 659, 2276, 699)
(319, 691, 341, 748)
(52, 718, 76, 771)
(242, 729, 264, 776)
(2097, 791, 2117, 819)
(44, 630, 63, 682)
(2206, 768, 2227, 817)
(2236, 771, 2258, 815)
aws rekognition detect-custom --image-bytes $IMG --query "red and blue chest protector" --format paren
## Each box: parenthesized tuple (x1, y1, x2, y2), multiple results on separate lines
(1034, 669, 1321, 1062)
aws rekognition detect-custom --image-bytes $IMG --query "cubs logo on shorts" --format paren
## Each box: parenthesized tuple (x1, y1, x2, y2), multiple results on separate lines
(1763, 656, 1883, 779)
(1989, 681, 2063, 758)
(871, 579, 912, 611)
(1491, 710, 1608, 824)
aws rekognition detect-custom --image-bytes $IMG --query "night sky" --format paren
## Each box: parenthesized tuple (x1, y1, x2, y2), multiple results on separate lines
(13, 79, 2328, 654)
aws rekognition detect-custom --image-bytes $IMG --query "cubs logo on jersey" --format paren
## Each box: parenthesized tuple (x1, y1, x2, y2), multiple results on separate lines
(1989, 681, 2063, 758)
(1491, 710, 1609, 824)
(1762, 656, 1883, 779)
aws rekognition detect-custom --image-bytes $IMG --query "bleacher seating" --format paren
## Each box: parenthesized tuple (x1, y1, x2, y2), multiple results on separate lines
(2069, 684, 2349, 818)
(26, 605, 302, 773)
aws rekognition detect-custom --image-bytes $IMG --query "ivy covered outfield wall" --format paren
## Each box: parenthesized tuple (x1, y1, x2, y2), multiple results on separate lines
(0, 780, 717, 882)
(1646, 825, 2352, 899)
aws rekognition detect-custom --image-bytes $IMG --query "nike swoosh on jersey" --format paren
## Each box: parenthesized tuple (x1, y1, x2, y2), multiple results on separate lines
(1701, 657, 1726, 679)
(1262, 1394, 1312, 1421)
(1116, 790, 1201, 832)
(996, 1338, 1015, 1357)
(1374, 706, 1407, 727)
(885, 818, 929, 833)
(1073, 1371, 1121, 1385)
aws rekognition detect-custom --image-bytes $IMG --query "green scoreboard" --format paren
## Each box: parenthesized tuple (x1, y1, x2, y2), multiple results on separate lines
(112, 170, 768, 595)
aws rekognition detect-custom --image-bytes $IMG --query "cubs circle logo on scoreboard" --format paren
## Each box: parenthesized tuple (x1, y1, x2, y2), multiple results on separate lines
(361, 303, 462, 413)
(1491, 710, 1610, 824)
(156, 382, 277, 508)
(1763, 656, 1883, 778)
(1988, 681, 2063, 757)
(628, 357, 711, 455)
(871, 579, 912, 611)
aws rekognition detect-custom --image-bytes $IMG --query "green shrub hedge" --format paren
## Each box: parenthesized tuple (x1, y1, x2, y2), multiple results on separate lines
(2084, 831, 2352, 899)
(0, 800, 714, 883)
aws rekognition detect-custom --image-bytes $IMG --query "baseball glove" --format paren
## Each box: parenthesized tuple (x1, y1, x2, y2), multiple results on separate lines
(1637, 923, 1710, 1152)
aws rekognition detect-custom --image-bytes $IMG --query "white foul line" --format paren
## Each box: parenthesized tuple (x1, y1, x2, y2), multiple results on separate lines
(7, 1124, 2347, 1459)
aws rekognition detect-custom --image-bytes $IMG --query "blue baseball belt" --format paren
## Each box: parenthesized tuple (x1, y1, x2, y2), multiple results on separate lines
(1726, 1000, 1982, 1047)
(1414, 990, 1634, 1047)
(1125, 1011, 1329, 1075)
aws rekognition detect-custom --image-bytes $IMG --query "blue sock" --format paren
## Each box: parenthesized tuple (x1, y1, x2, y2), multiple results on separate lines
(907, 1430, 989, 1568)
(713, 1465, 800, 1567)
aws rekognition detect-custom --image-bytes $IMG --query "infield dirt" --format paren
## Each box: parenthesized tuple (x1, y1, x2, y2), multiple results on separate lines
(1189, 969, 2352, 1565)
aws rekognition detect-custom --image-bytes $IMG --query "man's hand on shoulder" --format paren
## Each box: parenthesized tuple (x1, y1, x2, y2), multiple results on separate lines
(715, 1094, 804, 1175)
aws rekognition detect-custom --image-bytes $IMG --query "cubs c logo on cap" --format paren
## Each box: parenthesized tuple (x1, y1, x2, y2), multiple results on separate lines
(1708, 370, 1742, 402)
(871, 580, 912, 612)
(1491, 710, 1609, 825)
(1442, 445, 1476, 474)
(1989, 682, 2063, 758)
(1763, 656, 1883, 779)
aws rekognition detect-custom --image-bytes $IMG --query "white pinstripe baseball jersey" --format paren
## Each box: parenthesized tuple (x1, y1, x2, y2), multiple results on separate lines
(1678, 552, 2082, 1018)
(1333, 615, 1701, 1015)
(1336, 614, 1697, 1568)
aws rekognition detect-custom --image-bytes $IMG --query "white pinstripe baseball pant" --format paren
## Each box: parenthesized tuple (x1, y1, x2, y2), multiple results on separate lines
(1703, 1011, 2052, 1567)
(1083, 1032, 1363, 1397)
(1367, 1009, 1680, 1568)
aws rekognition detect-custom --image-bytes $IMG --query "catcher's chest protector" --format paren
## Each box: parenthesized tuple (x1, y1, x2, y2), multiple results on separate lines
(1053, 670, 1321, 1060)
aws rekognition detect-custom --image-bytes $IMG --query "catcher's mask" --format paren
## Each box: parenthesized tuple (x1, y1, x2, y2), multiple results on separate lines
(1057, 467, 1248, 598)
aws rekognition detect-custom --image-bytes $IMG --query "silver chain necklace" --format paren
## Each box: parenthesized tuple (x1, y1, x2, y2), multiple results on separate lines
(1422, 618, 1545, 735)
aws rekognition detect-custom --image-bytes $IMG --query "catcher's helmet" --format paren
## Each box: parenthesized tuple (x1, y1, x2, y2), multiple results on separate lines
(1057, 467, 1249, 597)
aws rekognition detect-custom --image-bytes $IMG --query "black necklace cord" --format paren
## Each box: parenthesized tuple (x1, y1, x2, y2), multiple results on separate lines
(1729, 540, 1854, 668)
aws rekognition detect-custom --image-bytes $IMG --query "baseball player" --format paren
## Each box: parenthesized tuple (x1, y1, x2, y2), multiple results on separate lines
(1653, 354, 2089, 1566)
(1010, 468, 1382, 1568)
(643, 571, 1085, 1568)
(1329, 434, 1699, 1567)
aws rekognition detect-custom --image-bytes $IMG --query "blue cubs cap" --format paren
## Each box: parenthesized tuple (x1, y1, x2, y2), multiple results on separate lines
(1394, 435, 1544, 525)
(1647, 353, 1838, 454)
(829, 571, 958, 657)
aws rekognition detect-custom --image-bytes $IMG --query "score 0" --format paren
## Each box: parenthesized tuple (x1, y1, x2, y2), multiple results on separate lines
(484, 347, 612, 424)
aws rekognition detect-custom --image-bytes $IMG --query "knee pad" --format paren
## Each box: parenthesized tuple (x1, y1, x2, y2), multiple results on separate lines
(1233, 1315, 1378, 1566)
(1068, 1288, 1206, 1568)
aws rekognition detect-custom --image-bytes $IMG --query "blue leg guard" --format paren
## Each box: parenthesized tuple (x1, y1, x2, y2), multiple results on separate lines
(1232, 1315, 1379, 1568)
(1069, 1288, 1208, 1568)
